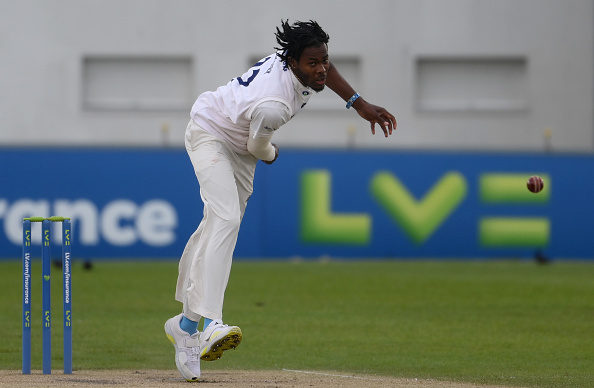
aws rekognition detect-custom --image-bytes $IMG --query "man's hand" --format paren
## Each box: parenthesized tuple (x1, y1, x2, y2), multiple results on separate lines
(262, 143, 279, 165)
(353, 98, 397, 138)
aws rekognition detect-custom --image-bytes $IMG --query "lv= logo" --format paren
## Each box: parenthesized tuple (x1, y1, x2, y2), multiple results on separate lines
(301, 170, 550, 248)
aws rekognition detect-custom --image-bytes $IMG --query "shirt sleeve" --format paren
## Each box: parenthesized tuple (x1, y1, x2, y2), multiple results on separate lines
(247, 100, 291, 161)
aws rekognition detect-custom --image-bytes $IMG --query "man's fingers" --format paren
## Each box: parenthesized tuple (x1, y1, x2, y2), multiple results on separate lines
(364, 106, 397, 137)
(370, 121, 390, 137)
(381, 122, 389, 137)
(388, 115, 397, 132)
(379, 108, 397, 134)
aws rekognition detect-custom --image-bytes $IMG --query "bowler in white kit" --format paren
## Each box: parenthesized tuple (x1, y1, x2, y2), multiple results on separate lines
(164, 20, 397, 382)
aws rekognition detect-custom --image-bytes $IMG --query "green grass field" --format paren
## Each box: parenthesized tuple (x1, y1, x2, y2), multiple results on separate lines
(1, 259, 592, 387)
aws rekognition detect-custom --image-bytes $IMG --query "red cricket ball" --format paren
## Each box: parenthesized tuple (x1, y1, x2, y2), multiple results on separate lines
(527, 176, 544, 193)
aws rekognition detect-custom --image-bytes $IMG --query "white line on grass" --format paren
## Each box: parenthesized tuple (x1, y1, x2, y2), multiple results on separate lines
(282, 368, 403, 382)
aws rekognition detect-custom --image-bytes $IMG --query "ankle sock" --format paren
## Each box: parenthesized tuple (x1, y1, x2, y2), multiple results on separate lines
(203, 318, 213, 330)
(180, 315, 198, 335)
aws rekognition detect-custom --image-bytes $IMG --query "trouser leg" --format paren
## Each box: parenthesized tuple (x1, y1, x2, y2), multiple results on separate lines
(176, 122, 256, 321)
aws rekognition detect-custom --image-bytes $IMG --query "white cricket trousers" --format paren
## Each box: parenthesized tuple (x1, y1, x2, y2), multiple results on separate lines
(175, 120, 257, 322)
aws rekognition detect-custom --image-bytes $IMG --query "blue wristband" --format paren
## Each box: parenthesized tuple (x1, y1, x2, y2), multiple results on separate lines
(345, 93, 360, 109)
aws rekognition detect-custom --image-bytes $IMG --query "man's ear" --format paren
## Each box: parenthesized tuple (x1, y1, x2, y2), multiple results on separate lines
(288, 57, 297, 70)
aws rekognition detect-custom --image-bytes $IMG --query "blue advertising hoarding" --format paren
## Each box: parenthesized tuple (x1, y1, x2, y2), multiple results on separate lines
(0, 148, 592, 260)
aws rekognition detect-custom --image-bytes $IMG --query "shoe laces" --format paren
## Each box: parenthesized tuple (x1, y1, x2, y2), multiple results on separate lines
(187, 346, 200, 362)
(182, 336, 201, 361)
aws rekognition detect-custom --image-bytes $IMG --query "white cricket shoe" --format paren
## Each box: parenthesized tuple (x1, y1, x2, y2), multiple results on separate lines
(199, 319, 242, 361)
(164, 314, 201, 382)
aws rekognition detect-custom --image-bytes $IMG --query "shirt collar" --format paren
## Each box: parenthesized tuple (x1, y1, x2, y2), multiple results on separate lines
(289, 68, 314, 102)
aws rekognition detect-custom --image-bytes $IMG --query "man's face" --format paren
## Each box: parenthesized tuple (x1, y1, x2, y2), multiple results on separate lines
(289, 44, 329, 92)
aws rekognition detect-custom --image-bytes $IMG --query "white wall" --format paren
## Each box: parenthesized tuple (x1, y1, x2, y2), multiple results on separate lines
(0, 0, 592, 152)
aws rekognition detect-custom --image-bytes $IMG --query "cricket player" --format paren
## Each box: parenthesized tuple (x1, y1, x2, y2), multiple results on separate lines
(164, 20, 396, 381)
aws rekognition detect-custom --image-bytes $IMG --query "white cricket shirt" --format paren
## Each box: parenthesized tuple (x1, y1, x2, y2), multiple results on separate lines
(190, 53, 314, 157)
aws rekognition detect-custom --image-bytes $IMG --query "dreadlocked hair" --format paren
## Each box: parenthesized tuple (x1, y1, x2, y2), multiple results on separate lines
(274, 20, 330, 65)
